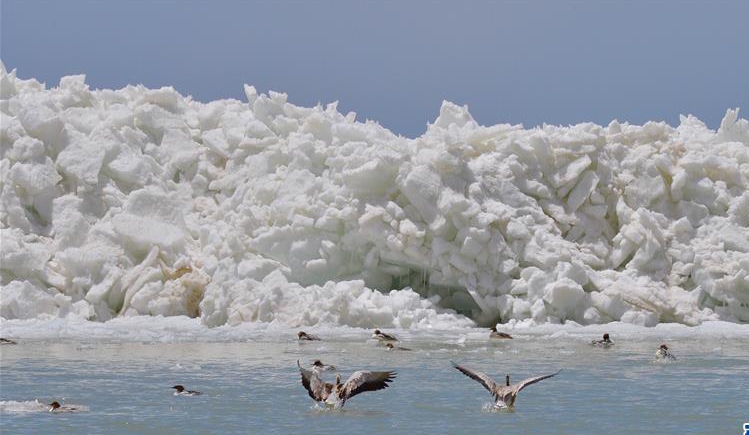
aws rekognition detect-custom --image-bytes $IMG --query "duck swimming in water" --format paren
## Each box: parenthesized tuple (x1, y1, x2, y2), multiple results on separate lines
(298, 360, 396, 408)
(489, 326, 513, 339)
(655, 344, 676, 361)
(372, 329, 398, 342)
(172, 385, 202, 396)
(310, 359, 337, 372)
(591, 333, 614, 347)
(48, 401, 79, 413)
(298, 331, 321, 341)
(452, 362, 561, 409)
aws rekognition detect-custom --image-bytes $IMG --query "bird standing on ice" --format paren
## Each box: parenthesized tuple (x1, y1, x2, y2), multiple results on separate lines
(591, 333, 614, 347)
(297, 360, 396, 408)
(452, 362, 561, 409)
(489, 326, 513, 339)
(172, 385, 202, 396)
(372, 329, 398, 342)
(655, 344, 676, 361)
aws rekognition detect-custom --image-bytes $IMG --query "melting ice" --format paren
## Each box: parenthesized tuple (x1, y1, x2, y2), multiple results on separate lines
(1, 62, 748, 330)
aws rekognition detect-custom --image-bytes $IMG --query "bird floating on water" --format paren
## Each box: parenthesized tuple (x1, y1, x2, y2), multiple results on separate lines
(298, 360, 396, 408)
(0, 338, 17, 345)
(385, 343, 412, 351)
(298, 331, 320, 341)
(591, 333, 614, 347)
(489, 326, 513, 339)
(48, 401, 79, 413)
(310, 359, 337, 372)
(172, 385, 202, 396)
(372, 329, 398, 342)
(452, 362, 561, 409)
(655, 344, 676, 361)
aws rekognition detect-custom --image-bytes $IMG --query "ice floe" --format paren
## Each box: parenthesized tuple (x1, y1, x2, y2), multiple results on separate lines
(1, 62, 748, 329)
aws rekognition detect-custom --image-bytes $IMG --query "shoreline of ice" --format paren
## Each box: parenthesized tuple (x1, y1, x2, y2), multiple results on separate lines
(1, 316, 747, 344)
(1, 62, 748, 330)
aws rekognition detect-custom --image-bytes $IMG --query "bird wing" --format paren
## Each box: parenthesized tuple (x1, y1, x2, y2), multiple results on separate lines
(297, 360, 327, 401)
(513, 369, 562, 394)
(452, 362, 499, 399)
(340, 370, 396, 404)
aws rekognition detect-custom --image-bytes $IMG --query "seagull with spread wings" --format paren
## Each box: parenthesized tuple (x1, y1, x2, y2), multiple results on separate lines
(452, 362, 561, 409)
(297, 360, 396, 408)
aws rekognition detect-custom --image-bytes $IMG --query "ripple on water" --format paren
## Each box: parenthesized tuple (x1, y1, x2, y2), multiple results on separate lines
(0, 400, 48, 414)
(0, 400, 90, 414)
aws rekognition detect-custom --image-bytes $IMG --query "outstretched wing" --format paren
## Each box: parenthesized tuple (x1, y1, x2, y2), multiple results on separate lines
(452, 362, 498, 398)
(513, 369, 562, 394)
(340, 370, 396, 404)
(297, 360, 326, 401)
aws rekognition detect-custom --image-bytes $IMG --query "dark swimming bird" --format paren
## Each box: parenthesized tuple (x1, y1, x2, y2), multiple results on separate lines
(48, 401, 79, 413)
(172, 385, 202, 396)
(452, 362, 561, 409)
(298, 331, 320, 341)
(489, 326, 513, 339)
(297, 360, 396, 408)
(385, 343, 412, 351)
(310, 359, 336, 372)
(655, 343, 676, 361)
(591, 333, 613, 347)
(0, 338, 17, 345)
(372, 329, 398, 342)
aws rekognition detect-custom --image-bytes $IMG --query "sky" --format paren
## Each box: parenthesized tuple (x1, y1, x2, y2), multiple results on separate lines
(1, 0, 747, 138)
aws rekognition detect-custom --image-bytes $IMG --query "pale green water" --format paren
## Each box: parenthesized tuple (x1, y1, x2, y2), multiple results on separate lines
(1, 330, 748, 434)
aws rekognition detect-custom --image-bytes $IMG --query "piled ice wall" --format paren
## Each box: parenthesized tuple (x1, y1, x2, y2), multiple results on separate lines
(1, 64, 748, 328)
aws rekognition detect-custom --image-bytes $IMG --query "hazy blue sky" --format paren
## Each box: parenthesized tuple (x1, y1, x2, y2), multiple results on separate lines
(2, 0, 747, 137)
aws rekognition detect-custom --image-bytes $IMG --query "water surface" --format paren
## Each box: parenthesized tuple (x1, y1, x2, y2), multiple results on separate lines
(1, 330, 747, 434)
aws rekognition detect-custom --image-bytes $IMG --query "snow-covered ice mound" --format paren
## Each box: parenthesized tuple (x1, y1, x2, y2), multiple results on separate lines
(1, 63, 748, 329)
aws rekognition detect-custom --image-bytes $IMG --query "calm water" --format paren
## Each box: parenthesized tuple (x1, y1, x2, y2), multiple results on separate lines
(1, 332, 748, 434)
